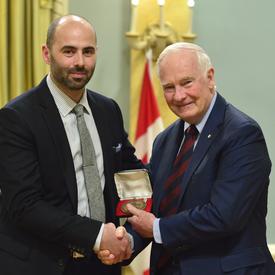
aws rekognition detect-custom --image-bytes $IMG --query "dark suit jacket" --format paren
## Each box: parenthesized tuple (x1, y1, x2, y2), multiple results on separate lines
(131, 93, 275, 274)
(0, 77, 142, 275)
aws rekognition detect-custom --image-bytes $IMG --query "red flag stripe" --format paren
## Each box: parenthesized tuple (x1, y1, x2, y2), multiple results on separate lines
(135, 60, 161, 140)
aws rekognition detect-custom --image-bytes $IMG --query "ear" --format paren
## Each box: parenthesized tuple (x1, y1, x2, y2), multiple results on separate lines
(207, 67, 215, 90)
(42, 44, 51, 65)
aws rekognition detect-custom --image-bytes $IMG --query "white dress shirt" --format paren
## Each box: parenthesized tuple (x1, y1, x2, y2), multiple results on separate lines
(46, 74, 104, 250)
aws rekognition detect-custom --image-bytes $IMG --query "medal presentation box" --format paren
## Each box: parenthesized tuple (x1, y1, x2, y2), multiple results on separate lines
(114, 169, 152, 217)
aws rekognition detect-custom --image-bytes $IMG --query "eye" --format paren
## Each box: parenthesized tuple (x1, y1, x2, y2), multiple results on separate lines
(184, 80, 193, 86)
(83, 48, 95, 57)
(163, 85, 175, 93)
(181, 79, 193, 88)
(62, 48, 75, 57)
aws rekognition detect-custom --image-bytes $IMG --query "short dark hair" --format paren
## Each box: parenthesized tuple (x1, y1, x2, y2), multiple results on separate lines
(46, 15, 96, 49)
(46, 16, 62, 49)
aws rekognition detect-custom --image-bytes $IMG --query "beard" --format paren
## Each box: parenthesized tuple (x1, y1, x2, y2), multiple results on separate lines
(50, 56, 95, 92)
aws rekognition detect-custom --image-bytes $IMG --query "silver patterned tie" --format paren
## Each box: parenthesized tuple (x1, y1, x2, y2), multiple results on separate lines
(73, 104, 105, 222)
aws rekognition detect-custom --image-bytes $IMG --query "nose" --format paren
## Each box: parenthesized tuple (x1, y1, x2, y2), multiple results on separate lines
(74, 52, 84, 67)
(173, 86, 186, 101)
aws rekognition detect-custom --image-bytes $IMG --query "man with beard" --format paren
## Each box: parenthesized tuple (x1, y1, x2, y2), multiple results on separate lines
(0, 15, 141, 275)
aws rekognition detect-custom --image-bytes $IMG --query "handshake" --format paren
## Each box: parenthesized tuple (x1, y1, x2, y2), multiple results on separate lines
(96, 203, 156, 265)
(97, 223, 132, 265)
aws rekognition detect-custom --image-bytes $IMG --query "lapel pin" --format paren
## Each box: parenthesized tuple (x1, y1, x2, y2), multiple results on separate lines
(207, 134, 212, 139)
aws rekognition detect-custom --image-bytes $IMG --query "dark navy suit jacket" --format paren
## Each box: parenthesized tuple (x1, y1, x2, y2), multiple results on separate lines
(131, 93, 275, 274)
(0, 77, 142, 275)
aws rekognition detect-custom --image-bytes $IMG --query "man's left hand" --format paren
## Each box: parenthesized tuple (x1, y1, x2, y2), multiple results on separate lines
(127, 203, 156, 238)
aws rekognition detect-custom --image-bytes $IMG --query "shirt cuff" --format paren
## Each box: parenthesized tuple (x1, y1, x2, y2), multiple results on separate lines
(127, 233, 135, 252)
(93, 223, 104, 252)
(153, 218, 163, 244)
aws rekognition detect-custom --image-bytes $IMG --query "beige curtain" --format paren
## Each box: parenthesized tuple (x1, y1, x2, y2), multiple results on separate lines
(0, 0, 68, 107)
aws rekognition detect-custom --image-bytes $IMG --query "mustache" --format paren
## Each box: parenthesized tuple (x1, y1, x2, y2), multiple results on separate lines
(68, 67, 87, 74)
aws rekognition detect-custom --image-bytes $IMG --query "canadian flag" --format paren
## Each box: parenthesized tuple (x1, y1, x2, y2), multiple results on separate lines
(134, 59, 163, 163)
(130, 58, 163, 275)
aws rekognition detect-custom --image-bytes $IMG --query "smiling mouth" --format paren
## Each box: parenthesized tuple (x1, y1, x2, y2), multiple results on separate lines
(175, 102, 193, 108)
(70, 72, 86, 78)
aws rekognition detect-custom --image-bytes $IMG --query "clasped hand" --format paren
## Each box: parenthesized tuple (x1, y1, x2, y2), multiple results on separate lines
(97, 223, 132, 265)
(97, 204, 156, 265)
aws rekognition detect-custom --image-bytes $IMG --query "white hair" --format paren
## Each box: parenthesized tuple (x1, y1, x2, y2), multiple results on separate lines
(156, 42, 213, 76)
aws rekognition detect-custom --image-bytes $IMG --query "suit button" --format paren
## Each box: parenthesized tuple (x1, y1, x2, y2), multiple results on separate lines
(58, 259, 64, 267)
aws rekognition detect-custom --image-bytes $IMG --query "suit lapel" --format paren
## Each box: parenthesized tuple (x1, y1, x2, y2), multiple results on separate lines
(36, 79, 78, 212)
(153, 120, 185, 213)
(176, 94, 227, 208)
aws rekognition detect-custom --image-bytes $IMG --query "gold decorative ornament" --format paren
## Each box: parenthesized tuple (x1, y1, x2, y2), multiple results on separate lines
(126, 0, 196, 61)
